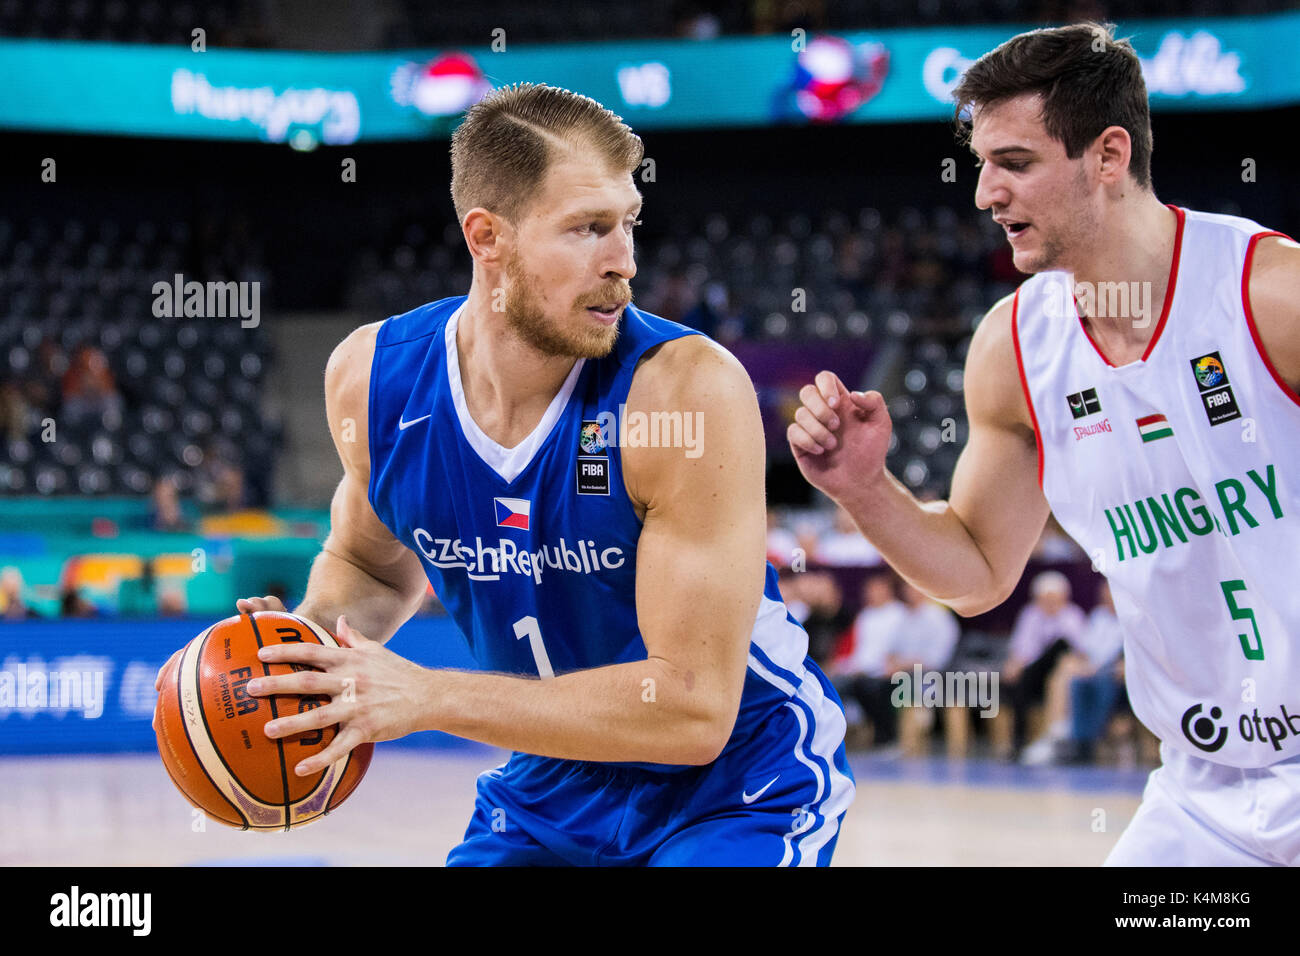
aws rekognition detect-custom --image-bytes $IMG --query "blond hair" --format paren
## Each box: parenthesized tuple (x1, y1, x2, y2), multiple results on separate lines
(450, 82, 644, 224)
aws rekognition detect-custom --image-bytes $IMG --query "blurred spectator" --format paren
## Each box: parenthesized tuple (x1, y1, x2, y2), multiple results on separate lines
(59, 585, 97, 618)
(641, 269, 694, 322)
(1002, 570, 1086, 761)
(1032, 516, 1083, 560)
(0, 380, 31, 442)
(30, 337, 69, 416)
(682, 281, 749, 341)
(1060, 581, 1126, 764)
(790, 571, 853, 667)
(60, 344, 123, 427)
(889, 582, 959, 674)
(157, 584, 188, 617)
(832, 571, 906, 748)
(151, 473, 188, 531)
(195, 436, 247, 512)
(1, 567, 40, 619)
(778, 569, 808, 621)
(792, 519, 819, 567)
(813, 505, 882, 567)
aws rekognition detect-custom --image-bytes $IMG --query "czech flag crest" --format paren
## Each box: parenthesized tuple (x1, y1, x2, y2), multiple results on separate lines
(494, 497, 531, 531)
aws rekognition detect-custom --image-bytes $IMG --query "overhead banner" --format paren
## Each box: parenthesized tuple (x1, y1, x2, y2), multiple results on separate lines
(1, 13, 1296, 145)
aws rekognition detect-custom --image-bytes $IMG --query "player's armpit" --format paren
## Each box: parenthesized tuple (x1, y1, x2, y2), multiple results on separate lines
(1245, 235, 1300, 396)
(296, 323, 429, 643)
(622, 335, 767, 763)
(942, 293, 1051, 614)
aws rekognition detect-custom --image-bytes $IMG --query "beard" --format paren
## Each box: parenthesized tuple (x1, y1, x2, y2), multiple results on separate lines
(503, 252, 630, 359)
(1019, 166, 1098, 274)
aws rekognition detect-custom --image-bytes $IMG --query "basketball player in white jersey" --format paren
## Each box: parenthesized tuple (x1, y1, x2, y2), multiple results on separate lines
(787, 22, 1300, 865)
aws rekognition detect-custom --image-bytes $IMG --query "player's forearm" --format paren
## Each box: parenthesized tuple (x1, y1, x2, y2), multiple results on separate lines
(293, 546, 421, 645)
(421, 658, 732, 765)
(839, 470, 1002, 616)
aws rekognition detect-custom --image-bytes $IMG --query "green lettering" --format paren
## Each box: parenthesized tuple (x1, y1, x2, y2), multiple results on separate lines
(1215, 478, 1258, 535)
(1105, 506, 1137, 561)
(1175, 487, 1213, 535)
(1128, 503, 1159, 554)
(1146, 494, 1187, 548)
(1246, 465, 1283, 519)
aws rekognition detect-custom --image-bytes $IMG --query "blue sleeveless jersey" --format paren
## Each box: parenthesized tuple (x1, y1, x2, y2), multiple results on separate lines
(367, 296, 848, 774)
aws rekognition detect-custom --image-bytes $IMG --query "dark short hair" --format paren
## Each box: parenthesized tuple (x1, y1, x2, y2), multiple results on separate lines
(450, 82, 644, 224)
(952, 22, 1153, 189)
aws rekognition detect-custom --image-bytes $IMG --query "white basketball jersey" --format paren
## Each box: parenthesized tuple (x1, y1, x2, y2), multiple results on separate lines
(1013, 205, 1299, 768)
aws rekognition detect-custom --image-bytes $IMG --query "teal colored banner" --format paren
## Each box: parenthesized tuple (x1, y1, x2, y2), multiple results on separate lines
(2, 13, 1296, 145)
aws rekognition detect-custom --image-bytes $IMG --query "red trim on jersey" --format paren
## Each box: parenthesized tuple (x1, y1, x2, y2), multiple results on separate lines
(1010, 288, 1044, 490)
(1241, 229, 1300, 410)
(1074, 204, 1185, 367)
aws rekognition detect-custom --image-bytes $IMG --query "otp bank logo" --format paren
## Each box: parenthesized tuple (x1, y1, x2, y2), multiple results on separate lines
(1181, 703, 1228, 753)
(494, 497, 530, 531)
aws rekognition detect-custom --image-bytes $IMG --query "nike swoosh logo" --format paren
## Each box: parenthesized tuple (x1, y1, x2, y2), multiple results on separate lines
(742, 775, 780, 804)
(398, 414, 431, 431)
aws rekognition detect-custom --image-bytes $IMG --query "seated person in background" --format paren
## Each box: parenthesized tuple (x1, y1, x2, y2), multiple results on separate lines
(150, 472, 188, 532)
(1, 566, 40, 619)
(796, 572, 854, 668)
(1002, 570, 1085, 761)
(1060, 581, 1126, 764)
(888, 582, 960, 676)
(60, 344, 123, 428)
(156, 584, 189, 618)
(831, 570, 907, 748)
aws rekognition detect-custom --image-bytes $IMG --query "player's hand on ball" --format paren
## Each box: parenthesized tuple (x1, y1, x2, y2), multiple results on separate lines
(787, 370, 892, 504)
(246, 615, 432, 776)
(235, 594, 286, 614)
(152, 595, 290, 731)
(152, 646, 185, 733)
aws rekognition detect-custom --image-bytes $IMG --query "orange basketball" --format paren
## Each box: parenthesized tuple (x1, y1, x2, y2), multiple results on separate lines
(155, 610, 373, 830)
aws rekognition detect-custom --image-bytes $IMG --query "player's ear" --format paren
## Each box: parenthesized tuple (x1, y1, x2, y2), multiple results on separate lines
(1094, 125, 1132, 187)
(463, 208, 506, 264)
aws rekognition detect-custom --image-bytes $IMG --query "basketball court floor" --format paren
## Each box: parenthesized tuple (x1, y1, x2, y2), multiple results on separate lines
(1, 746, 1148, 866)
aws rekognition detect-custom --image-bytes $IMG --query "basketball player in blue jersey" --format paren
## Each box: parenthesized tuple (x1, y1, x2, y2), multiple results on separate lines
(790, 23, 1300, 865)
(155, 83, 854, 865)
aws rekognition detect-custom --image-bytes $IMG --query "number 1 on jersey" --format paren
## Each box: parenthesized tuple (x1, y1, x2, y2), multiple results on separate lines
(1220, 579, 1264, 661)
(513, 615, 555, 679)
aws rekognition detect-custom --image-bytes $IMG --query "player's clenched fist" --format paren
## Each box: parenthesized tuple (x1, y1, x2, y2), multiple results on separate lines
(786, 370, 892, 505)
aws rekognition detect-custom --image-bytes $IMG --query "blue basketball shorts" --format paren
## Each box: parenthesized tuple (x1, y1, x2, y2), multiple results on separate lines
(446, 664, 856, 866)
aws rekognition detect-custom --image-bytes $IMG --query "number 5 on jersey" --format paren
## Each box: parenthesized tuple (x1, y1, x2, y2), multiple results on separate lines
(1220, 579, 1264, 661)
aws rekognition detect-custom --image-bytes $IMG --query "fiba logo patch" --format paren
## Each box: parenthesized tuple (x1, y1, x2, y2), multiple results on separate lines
(1181, 703, 1228, 753)
(576, 420, 610, 496)
(1192, 354, 1226, 389)
(579, 421, 607, 456)
(1189, 351, 1241, 426)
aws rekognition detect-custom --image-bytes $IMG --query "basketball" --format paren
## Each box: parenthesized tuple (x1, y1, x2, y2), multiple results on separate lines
(154, 610, 373, 830)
